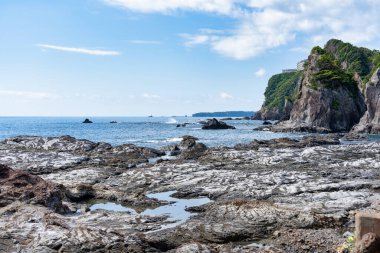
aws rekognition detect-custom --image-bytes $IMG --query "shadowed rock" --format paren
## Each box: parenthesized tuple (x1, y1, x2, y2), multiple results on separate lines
(201, 118, 236, 130)
(352, 68, 380, 134)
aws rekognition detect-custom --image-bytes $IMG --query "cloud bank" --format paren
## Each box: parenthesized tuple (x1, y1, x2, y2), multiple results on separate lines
(103, 0, 380, 60)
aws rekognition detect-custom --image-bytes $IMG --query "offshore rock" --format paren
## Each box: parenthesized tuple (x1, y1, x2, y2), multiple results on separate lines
(352, 68, 380, 134)
(82, 118, 93, 123)
(201, 118, 236, 130)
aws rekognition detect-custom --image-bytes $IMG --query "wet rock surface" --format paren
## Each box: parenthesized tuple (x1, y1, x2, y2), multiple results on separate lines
(1, 135, 380, 252)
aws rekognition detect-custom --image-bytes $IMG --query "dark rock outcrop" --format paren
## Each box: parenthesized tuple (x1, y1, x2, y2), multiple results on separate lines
(263, 121, 272, 125)
(352, 68, 380, 134)
(0, 164, 68, 213)
(82, 118, 93, 123)
(179, 136, 207, 160)
(201, 118, 235, 130)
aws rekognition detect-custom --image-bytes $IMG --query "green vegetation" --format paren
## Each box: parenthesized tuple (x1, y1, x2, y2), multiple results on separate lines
(311, 46, 326, 55)
(325, 39, 380, 86)
(325, 39, 374, 77)
(260, 39, 380, 115)
(312, 52, 358, 96)
(337, 233, 355, 253)
(263, 71, 302, 112)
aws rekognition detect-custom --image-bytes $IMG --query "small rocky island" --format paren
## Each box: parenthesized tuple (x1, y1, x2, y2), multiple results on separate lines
(1, 39, 380, 252)
(82, 118, 93, 124)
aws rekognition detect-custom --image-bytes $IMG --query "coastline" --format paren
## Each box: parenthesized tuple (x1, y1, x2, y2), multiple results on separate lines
(0, 134, 379, 252)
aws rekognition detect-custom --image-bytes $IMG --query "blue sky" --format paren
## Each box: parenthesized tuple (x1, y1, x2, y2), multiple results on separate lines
(1, 0, 380, 116)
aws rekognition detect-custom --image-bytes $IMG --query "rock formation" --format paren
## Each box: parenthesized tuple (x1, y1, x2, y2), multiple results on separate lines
(0, 164, 68, 213)
(272, 47, 366, 132)
(1, 135, 380, 251)
(82, 118, 93, 123)
(201, 118, 236, 130)
(351, 68, 380, 134)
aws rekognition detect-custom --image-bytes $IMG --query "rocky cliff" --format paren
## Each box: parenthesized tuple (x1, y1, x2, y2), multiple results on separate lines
(352, 68, 380, 133)
(259, 39, 380, 133)
(254, 71, 302, 120)
(280, 48, 366, 132)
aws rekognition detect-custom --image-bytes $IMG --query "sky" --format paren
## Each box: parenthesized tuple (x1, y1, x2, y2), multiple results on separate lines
(1, 0, 380, 116)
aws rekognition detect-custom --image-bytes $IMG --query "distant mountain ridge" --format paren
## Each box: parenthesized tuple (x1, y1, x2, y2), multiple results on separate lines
(192, 111, 255, 117)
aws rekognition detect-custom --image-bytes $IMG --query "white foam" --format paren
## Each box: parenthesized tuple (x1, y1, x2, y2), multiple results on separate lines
(166, 137, 182, 142)
(165, 118, 178, 124)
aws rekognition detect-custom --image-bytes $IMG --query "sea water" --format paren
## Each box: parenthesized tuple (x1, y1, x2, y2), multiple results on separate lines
(0, 116, 304, 148)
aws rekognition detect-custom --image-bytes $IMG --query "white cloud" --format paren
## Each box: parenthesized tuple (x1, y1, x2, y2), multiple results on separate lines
(104, 0, 380, 60)
(142, 93, 160, 99)
(255, 68, 266, 77)
(103, 0, 236, 15)
(0, 90, 60, 99)
(37, 44, 120, 56)
(220, 92, 233, 100)
(129, 40, 162, 45)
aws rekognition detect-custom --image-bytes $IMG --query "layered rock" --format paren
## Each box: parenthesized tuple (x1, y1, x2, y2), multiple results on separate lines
(2, 135, 380, 251)
(0, 164, 68, 213)
(352, 68, 380, 134)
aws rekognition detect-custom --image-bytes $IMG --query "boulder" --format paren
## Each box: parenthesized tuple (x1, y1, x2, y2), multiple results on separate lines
(201, 118, 235, 130)
(0, 164, 68, 213)
(263, 121, 272, 125)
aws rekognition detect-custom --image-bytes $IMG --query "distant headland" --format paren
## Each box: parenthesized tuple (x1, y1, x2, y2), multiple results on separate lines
(192, 111, 255, 117)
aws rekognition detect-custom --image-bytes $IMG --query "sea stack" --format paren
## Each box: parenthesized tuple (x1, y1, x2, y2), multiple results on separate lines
(82, 118, 93, 124)
(201, 118, 236, 130)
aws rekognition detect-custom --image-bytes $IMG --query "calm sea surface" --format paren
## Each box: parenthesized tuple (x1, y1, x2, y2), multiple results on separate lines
(0, 117, 304, 148)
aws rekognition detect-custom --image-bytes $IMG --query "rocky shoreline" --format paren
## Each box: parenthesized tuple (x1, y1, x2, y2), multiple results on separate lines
(0, 135, 380, 252)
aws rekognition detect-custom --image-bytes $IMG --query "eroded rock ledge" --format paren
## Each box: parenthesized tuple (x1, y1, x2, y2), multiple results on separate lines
(0, 135, 380, 252)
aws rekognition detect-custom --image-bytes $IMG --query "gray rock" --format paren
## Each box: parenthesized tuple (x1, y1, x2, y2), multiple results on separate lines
(273, 52, 366, 132)
(352, 68, 380, 134)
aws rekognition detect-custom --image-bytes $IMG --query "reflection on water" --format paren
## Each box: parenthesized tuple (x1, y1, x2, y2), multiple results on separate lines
(84, 190, 211, 230)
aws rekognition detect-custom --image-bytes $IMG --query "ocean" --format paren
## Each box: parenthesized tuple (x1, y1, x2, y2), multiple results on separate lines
(0, 117, 304, 148)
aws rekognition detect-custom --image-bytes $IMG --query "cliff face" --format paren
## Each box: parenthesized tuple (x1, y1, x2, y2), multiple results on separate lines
(285, 51, 366, 132)
(351, 68, 380, 133)
(254, 71, 301, 120)
(257, 39, 380, 132)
